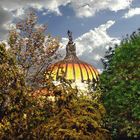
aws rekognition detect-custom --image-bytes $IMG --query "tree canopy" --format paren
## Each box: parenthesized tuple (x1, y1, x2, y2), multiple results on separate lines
(0, 48, 110, 139)
(0, 12, 111, 140)
(100, 31, 140, 139)
(41, 81, 111, 140)
(8, 12, 60, 89)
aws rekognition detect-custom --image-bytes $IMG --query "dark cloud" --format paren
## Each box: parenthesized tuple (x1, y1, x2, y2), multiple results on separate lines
(0, 6, 13, 40)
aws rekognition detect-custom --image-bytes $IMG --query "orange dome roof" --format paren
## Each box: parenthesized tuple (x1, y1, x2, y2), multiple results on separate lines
(47, 30, 99, 85)
(48, 57, 99, 83)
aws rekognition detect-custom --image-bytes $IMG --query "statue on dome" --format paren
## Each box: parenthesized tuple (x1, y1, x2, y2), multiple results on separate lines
(67, 30, 73, 44)
(65, 30, 76, 58)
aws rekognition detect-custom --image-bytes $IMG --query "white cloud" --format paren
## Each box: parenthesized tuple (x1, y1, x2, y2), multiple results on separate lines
(0, 0, 133, 17)
(0, 0, 134, 40)
(61, 20, 120, 72)
(108, 0, 133, 11)
(70, 0, 133, 17)
(123, 7, 140, 18)
(13, 8, 25, 18)
(0, 0, 69, 40)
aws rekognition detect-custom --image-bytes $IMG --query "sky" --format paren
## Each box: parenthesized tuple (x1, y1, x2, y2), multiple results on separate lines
(0, 0, 140, 72)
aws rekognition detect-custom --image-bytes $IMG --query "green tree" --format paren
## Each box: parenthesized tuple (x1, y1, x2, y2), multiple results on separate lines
(100, 31, 140, 139)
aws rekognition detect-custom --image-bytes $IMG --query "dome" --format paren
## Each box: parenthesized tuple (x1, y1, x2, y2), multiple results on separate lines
(47, 31, 99, 90)
(48, 57, 99, 83)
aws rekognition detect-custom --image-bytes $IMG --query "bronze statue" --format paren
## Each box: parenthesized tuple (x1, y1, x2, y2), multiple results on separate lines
(67, 30, 73, 44)
(65, 30, 76, 58)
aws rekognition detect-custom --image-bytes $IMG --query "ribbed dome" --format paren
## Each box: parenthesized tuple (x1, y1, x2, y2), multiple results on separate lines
(47, 31, 99, 87)
(48, 57, 99, 83)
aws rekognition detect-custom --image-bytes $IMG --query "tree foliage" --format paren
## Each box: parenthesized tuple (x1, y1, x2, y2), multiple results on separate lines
(8, 12, 60, 88)
(100, 31, 140, 139)
(0, 55, 111, 139)
(0, 43, 28, 138)
(0, 12, 60, 139)
(30, 80, 111, 140)
(0, 12, 111, 140)
(0, 43, 25, 118)
(0, 43, 52, 139)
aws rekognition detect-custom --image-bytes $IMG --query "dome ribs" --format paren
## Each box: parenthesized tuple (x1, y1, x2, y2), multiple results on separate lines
(82, 63, 90, 82)
(80, 64, 88, 81)
(56, 63, 62, 80)
(72, 62, 76, 82)
(67, 63, 74, 80)
(77, 61, 84, 82)
(64, 62, 68, 79)
(85, 64, 94, 82)
(90, 66, 98, 81)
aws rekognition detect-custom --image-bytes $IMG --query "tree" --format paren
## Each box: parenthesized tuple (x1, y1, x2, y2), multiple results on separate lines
(0, 43, 53, 139)
(8, 12, 60, 89)
(0, 11, 111, 140)
(32, 79, 111, 140)
(0, 43, 25, 119)
(100, 31, 140, 139)
(0, 11, 61, 139)
(0, 57, 111, 139)
(0, 43, 27, 138)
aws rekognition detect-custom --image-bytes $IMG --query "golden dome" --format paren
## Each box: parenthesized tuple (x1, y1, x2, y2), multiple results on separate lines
(47, 31, 99, 87)
(48, 57, 99, 83)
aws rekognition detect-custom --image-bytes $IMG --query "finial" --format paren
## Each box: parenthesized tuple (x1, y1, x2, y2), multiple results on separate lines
(67, 30, 73, 44)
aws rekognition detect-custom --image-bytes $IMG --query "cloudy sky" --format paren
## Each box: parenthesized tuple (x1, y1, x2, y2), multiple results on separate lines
(0, 0, 140, 72)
